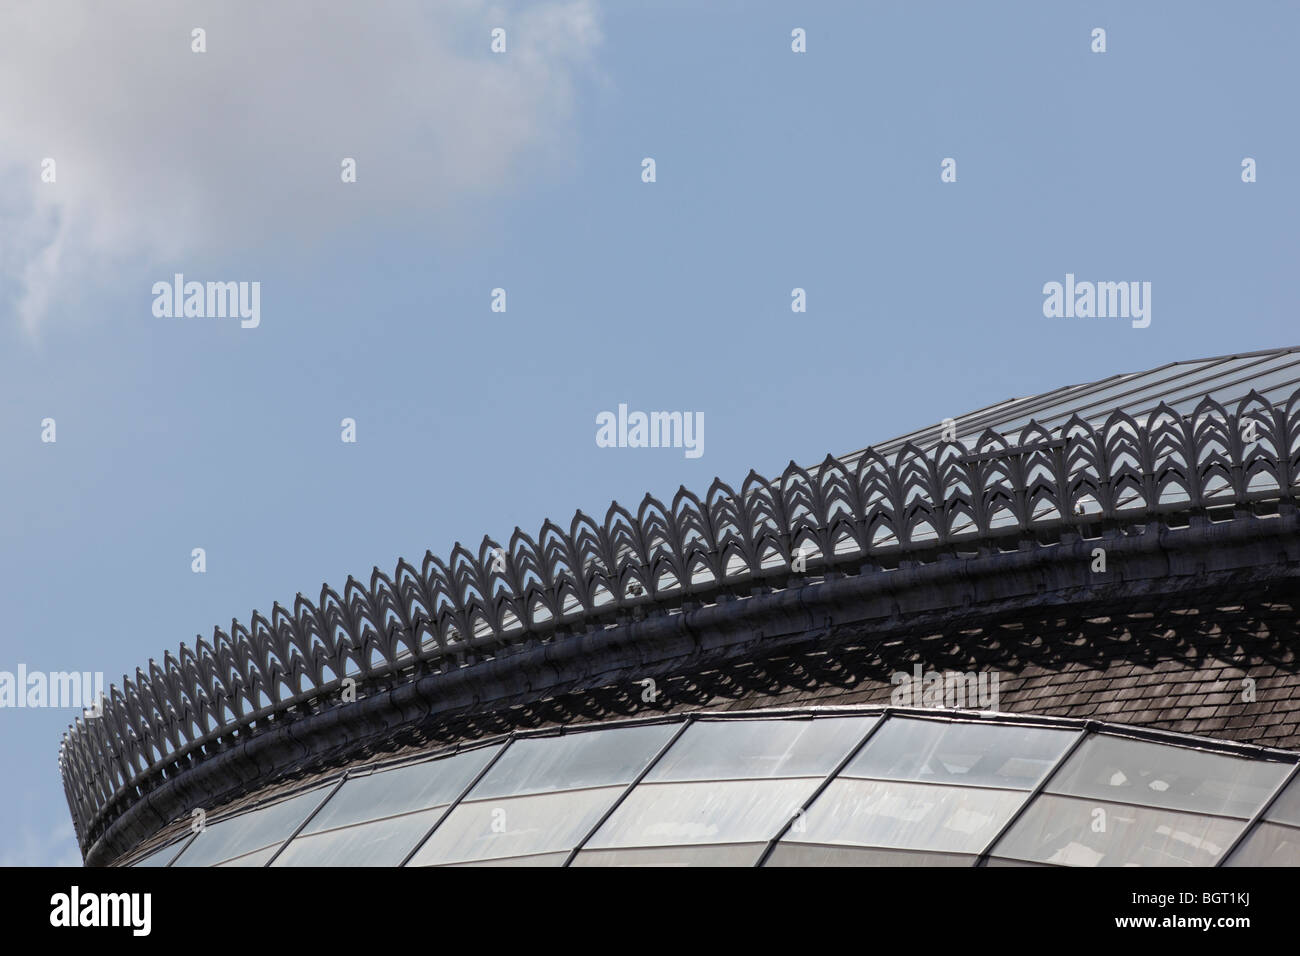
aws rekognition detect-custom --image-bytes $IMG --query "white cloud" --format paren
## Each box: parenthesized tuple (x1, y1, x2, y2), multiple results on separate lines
(0, 0, 602, 335)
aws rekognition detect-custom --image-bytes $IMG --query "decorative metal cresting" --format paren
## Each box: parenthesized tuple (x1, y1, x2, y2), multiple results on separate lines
(60, 393, 1300, 852)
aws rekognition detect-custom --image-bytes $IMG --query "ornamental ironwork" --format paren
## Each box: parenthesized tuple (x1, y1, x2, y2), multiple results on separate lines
(60, 391, 1300, 851)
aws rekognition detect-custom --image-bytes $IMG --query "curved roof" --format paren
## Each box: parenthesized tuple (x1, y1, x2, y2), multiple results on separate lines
(60, 347, 1300, 863)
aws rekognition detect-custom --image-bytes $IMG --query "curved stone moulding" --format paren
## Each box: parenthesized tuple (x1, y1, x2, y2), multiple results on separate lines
(59, 390, 1300, 854)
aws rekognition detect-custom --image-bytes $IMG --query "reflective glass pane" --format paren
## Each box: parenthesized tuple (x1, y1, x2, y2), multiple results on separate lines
(171, 787, 330, 867)
(984, 857, 1050, 867)
(274, 808, 444, 866)
(1045, 736, 1287, 818)
(787, 778, 1028, 853)
(1261, 772, 1300, 826)
(572, 844, 766, 867)
(471, 724, 674, 799)
(845, 719, 1076, 789)
(585, 778, 819, 848)
(645, 717, 873, 782)
(1222, 822, 1300, 867)
(991, 793, 1244, 866)
(215, 845, 280, 867)
(764, 844, 973, 867)
(448, 852, 571, 867)
(130, 841, 187, 867)
(1053, 355, 1284, 427)
(408, 786, 623, 866)
(304, 746, 499, 834)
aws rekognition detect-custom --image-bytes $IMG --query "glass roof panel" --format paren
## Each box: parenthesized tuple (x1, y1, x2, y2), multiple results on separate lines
(1222, 821, 1300, 867)
(303, 746, 500, 834)
(843, 718, 1077, 789)
(984, 856, 1051, 867)
(1238, 365, 1300, 403)
(407, 786, 623, 866)
(129, 841, 187, 867)
(1044, 735, 1287, 818)
(470, 724, 675, 800)
(448, 851, 572, 867)
(848, 348, 1300, 462)
(644, 717, 873, 782)
(764, 844, 974, 867)
(995, 352, 1294, 438)
(584, 777, 820, 848)
(785, 778, 1029, 853)
(992, 793, 1244, 866)
(213, 845, 280, 867)
(274, 808, 444, 867)
(1260, 771, 1300, 826)
(572, 844, 767, 867)
(170, 787, 331, 867)
(1146, 354, 1300, 412)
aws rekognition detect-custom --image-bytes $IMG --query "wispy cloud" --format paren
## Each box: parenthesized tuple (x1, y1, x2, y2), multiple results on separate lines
(0, 0, 603, 335)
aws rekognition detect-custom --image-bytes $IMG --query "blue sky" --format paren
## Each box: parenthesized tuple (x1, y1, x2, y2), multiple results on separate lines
(1, 0, 1297, 865)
